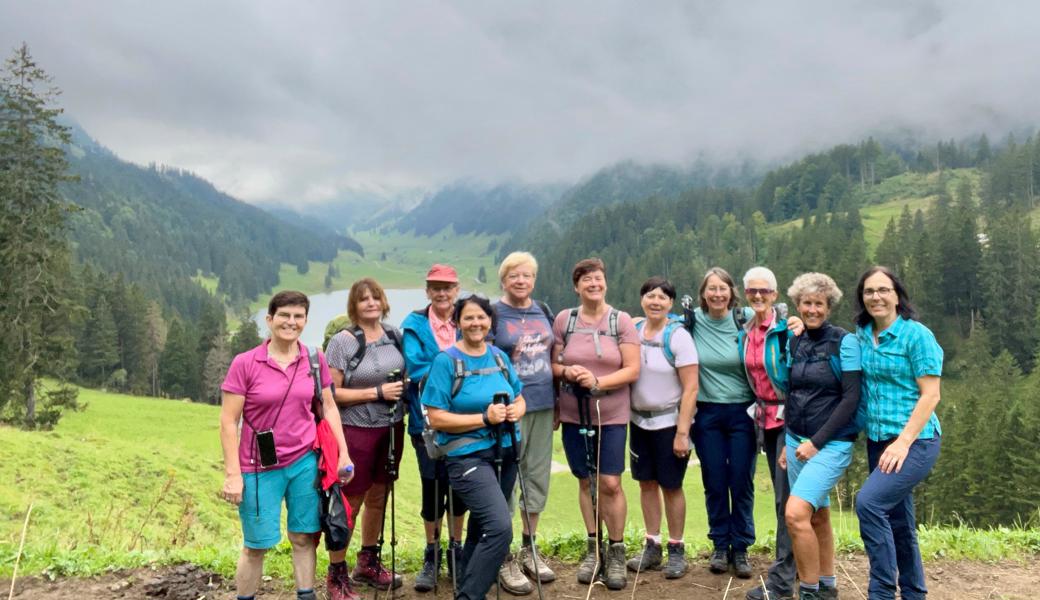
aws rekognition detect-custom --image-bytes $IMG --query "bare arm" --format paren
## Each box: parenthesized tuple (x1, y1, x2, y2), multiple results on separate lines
(219, 392, 245, 504)
(673, 363, 699, 456)
(322, 385, 353, 479)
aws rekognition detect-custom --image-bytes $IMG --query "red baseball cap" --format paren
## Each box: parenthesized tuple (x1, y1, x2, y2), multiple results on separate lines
(425, 263, 459, 284)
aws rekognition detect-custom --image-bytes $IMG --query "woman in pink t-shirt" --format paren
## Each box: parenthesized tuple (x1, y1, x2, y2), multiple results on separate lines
(551, 257, 640, 590)
(219, 291, 352, 600)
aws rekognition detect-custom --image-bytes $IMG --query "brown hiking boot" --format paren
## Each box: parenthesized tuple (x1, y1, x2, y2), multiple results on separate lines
(326, 562, 361, 600)
(352, 548, 403, 590)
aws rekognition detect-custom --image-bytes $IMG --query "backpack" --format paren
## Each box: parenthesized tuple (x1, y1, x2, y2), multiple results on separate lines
(560, 307, 621, 360)
(419, 345, 511, 460)
(679, 294, 748, 337)
(634, 315, 686, 367)
(339, 324, 404, 386)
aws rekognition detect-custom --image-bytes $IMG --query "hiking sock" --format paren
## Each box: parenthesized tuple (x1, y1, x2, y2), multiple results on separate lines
(819, 575, 837, 588)
(800, 582, 821, 593)
(609, 538, 623, 545)
(329, 560, 347, 569)
(296, 588, 316, 600)
(361, 544, 379, 554)
(522, 533, 533, 547)
(646, 533, 662, 545)
(236, 596, 255, 600)
(667, 538, 682, 544)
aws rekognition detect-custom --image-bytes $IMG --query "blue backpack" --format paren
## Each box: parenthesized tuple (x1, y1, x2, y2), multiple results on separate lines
(634, 314, 686, 367)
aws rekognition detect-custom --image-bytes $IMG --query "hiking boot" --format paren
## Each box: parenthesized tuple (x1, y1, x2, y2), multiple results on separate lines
(732, 550, 753, 579)
(798, 588, 823, 600)
(352, 548, 403, 591)
(297, 591, 317, 600)
(746, 584, 794, 600)
(604, 542, 627, 590)
(819, 583, 838, 600)
(518, 542, 556, 583)
(413, 545, 438, 593)
(626, 539, 662, 572)
(663, 542, 688, 579)
(445, 540, 464, 578)
(498, 553, 533, 595)
(576, 538, 602, 585)
(708, 548, 729, 573)
(326, 562, 361, 600)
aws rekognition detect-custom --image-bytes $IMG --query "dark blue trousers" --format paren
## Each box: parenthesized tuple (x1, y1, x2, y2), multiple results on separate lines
(763, 425, 795, 594)
(692, 401, 757, 552)
(445, 448, 517, 600)
(856, 436, 940, 600)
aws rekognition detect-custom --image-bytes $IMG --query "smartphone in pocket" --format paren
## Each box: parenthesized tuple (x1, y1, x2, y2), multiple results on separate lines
(256, 429, 279, 468)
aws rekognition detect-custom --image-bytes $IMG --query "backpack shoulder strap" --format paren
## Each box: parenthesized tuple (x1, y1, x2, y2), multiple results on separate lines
(536, 300, 554, 324)
(563, 308, 579, 344)
(661, 321, 680, 367)
(307, 345, 323, 421)
(342, 326, 367, 385)
(608, 308, 620, 340)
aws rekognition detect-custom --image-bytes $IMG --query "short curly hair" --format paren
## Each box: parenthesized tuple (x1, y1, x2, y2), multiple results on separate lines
(787, 272, 843, 307)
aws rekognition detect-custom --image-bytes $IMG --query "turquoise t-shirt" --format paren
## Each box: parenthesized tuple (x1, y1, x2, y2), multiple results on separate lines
(421, 345, 524, 457)
(693, 307, 754, 404)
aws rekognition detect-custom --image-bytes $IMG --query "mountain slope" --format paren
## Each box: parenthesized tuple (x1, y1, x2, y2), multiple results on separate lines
(395, 180, 565, 236)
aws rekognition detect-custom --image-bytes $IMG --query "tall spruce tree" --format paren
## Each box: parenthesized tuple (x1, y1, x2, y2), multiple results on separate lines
(0, 43, 79, 427)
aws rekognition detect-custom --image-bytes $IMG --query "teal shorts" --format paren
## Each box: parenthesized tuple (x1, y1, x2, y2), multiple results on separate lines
(785, 433, 853, 510)
(239, 451, 320, 549)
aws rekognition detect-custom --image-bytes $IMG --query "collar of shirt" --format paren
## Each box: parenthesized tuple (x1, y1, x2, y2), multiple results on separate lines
(428, 310, 456, 350)
(862, 315, 907, 344)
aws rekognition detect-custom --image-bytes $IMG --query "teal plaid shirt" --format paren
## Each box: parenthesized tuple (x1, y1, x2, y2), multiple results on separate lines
(857, 316, 943, 441)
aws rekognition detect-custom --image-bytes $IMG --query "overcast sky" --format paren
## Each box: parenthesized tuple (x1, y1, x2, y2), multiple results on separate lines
(2, 1, 1037, 204)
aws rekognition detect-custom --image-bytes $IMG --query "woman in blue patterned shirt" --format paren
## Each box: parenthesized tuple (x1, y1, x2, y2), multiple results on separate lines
(852, 266, 942, 600)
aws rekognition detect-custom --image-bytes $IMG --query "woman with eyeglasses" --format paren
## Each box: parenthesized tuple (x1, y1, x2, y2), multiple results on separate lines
(551, 257, 640, 590)
(853, 266, 942, 600)
(736, 266, 794, 590)
(491, 251, 557, 593)
(423, 294, 527, 600)
(778, 273, 861, 600)
(219, 291, 352, 600)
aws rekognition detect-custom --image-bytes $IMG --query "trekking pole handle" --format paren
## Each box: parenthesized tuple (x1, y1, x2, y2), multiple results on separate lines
(493, 392, 510, 406)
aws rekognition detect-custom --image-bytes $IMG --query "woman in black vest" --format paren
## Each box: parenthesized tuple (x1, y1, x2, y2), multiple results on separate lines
(780, 273, 861, 600)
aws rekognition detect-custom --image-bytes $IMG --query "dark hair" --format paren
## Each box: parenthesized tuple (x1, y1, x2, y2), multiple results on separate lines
(453, 294, 494, 324)
(640, 276, 676, 300)
(853, 265, 918, 327)
(347, 277, 390, 324)
(571, 257, 606, 286)
(697, 267, 739, 312)
(268, 290, 310, 316)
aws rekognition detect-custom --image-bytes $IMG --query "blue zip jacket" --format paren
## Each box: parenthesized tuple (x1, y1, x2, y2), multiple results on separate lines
(736, 310, 791, 407)
(401, 306, 447, 435)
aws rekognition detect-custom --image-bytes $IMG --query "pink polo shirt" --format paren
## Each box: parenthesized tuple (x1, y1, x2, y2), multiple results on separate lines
(222, 340, 332, 473)
(428, 310, 456, 350)
(744, 313, 783, 430)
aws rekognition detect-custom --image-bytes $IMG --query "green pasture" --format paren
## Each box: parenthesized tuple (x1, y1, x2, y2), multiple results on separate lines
(4, 387, 1038, 580)
(248, 229, 505, 313)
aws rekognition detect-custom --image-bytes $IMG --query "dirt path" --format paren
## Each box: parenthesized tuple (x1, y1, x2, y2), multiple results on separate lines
(7, 552, 1038, 599)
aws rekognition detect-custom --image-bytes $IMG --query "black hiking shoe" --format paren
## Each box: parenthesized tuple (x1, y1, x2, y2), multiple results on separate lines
(626, 539, 662, 572)
(709, 548, 729, 573)
(732, 550, 753, 579)
(413, 545, 437, 592)
(663, 542, 688, 579)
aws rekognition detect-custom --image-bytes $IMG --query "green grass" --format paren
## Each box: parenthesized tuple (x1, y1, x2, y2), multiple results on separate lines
(5, 387, 1037, 581)
(192, 270, 220, 295)
(248, 229, 505, 313)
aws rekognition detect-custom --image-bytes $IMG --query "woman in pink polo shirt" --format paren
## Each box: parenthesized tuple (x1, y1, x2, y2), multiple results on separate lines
(219, 290, 353, 600)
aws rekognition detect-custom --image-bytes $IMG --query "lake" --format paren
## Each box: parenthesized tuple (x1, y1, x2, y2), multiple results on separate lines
(254, 288, 468, 347)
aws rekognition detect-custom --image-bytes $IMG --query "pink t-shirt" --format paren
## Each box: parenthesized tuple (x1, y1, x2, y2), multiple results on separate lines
(743, 313, 783, 430)
(428, 310, 456, 350)
(553, 306, 640, 426)
(222, 340, 333, 473)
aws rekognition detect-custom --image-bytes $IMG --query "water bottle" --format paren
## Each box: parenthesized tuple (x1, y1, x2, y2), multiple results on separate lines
(339, 464, 354, 478)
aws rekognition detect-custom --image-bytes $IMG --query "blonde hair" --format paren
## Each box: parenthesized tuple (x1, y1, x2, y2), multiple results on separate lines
(787, 272, 843, 307)
(498, 251, 539, 282)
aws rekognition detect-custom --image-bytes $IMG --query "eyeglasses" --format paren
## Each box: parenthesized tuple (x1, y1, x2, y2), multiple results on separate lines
(862, 287, 894, 298)
(705, 286, 730, 294)
(744, 288, 774, 297)
(273, 311, 307, 322)
(505, 272, 535, 282)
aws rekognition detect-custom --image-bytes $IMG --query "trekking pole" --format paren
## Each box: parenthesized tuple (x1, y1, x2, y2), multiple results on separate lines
(500, 394, 545, 600)
(576, 386, 603, 584)
(374, 371, 402, 600)
(491, 393, 507, 600)
(446, 479, 458, 596)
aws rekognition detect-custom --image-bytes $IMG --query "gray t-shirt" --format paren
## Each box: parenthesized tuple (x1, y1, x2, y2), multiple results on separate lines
(492, 300, 555, 412)
(325, 327, 406, 427)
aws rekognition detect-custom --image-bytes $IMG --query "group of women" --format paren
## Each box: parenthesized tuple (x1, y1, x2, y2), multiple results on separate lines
(220, 255, 943, 600)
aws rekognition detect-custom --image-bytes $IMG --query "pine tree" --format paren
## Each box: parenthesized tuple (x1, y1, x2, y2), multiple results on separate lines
(229, 314, 262, 357)
(143, 301, 167, 397)
(0, 43, 79, 427)
(161, 318, 200, 399)
(200, 335, 230, 405)
(79, 296, 120, 384)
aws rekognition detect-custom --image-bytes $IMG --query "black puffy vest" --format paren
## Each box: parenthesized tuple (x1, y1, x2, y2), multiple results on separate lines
(785, 322, 857, 441)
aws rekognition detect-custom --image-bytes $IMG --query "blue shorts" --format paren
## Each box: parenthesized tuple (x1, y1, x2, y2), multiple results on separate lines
(562, 423, 627, 477)
(239, 451, 321, 549)
(785, 433, 853, 510)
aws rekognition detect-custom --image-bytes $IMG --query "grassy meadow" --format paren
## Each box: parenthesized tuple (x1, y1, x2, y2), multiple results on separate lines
(3, 387, 1038, 581)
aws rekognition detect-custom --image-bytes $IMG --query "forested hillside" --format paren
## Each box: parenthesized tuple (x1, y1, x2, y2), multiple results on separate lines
(394, 180, 564, 236)
(526, 134, 1040, 527)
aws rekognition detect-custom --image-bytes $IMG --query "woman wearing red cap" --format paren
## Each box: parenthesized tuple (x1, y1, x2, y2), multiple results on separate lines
(401, 264, 468, 591)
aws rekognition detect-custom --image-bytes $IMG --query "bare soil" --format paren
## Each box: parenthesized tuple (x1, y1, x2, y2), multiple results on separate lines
(7, 552, 1038, 600)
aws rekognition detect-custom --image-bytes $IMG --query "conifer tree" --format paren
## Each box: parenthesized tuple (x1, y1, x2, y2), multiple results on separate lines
(0, 43, 79, 427)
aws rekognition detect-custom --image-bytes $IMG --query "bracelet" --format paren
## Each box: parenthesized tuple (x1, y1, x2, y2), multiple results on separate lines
(376, 385, 384, 401)
(482, 412, 492, 427)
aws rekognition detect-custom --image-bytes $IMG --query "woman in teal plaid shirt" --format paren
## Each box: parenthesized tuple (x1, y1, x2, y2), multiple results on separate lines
(852, 266, 942, 600)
